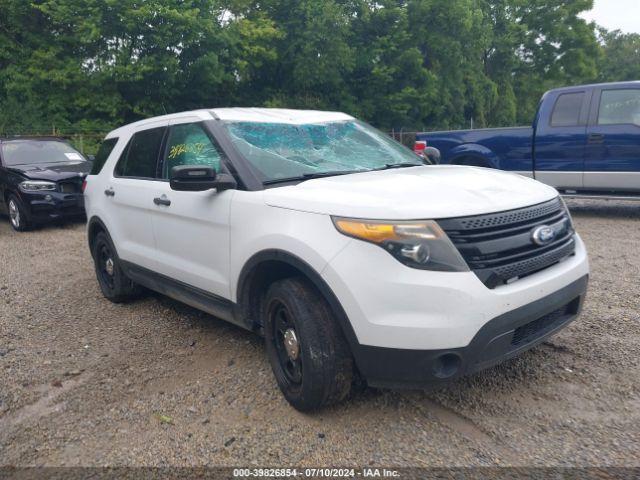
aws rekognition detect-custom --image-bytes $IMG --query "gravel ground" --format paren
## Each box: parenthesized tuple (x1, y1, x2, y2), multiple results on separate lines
(0, 199, 639, 468)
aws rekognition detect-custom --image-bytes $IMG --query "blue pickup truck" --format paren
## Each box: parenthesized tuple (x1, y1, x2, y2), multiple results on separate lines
(415, 81, 640, 198)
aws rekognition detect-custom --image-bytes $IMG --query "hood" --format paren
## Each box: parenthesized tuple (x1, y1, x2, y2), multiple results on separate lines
(264, 165, 559, 220)
(9, 161, 91, 182)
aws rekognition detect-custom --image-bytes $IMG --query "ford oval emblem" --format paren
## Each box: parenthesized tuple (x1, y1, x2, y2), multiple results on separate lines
(532, 225, 556, 246)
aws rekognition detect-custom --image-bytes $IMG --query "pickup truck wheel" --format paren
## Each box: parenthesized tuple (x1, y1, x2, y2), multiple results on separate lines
(7, 195, 30, 232)
(264, 277, 353, 411)
(92, 232, 140, 303)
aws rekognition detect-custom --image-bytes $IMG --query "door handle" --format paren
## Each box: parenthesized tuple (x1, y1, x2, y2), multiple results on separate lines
(153, 196, 171, 207)
(104, 188, 115, 197)
(588, 133, 605, 144)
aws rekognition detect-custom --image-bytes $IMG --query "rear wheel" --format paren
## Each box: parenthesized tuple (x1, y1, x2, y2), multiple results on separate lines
(7, 195, 30, 232)
(264, 277, 353, 411)
(92, 232, 140, 303)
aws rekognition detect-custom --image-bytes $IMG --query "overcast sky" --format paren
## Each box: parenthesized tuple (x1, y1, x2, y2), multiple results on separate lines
(581, 0, 640, 33)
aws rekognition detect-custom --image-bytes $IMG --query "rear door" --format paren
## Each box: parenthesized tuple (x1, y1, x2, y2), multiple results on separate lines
(106, 123, 167, 271)
(150, 118, 234, 299)
(584, 86, 640, 192)
(534, 89, 591, 189)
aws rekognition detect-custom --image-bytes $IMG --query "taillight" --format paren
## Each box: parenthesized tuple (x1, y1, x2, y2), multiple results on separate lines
(81, 179, 87, 193)
(413, 140, 427, 156)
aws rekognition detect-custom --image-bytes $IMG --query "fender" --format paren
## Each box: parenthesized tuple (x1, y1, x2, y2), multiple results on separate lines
(1, 170, 28, 216)
(448, 144, 500, 169)
(236, 249, 362, 354)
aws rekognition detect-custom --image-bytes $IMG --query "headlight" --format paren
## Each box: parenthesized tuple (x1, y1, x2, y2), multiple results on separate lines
(332, 217, 469, 272)
(20, 180, 57, 192)
(559, 196, 575, 229)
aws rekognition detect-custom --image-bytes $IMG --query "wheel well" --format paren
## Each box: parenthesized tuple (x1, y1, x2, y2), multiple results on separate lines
(87, 219, 107, 253)
(239, 260, 304, 331)
(237, 252, 364, 378)
(237, 252, 359, 349)
(452, 155, 493, 168)
(4, 189, 17, 203)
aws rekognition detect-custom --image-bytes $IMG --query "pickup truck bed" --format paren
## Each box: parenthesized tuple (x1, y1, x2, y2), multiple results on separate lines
(419, 126, 533, 172)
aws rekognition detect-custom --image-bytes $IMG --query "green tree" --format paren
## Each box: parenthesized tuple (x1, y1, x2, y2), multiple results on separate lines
(479, 0, 599, 126)
(510, 0, 599, 123)
(0, 0, 606, 136)
(597, 29, 640, 82)
(407, 0, 497, 129)
(344, 0, 437, 129)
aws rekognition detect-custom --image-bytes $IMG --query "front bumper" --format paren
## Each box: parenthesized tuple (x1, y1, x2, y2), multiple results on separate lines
(20, 190, 85, 223)
(353, 275, 587, 388)
(322, 232, 589, 388)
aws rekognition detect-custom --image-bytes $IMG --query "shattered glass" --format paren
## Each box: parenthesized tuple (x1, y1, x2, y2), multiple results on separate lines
(223, 120, 421, 182)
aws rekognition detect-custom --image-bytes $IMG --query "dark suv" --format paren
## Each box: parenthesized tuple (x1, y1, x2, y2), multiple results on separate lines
(0, 137, 91, 231)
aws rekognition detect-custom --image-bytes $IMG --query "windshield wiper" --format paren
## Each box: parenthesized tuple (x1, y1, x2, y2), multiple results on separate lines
(263, 164, 421, 186)
(376, 162, 422, 170)
(263, 170, 365, 185)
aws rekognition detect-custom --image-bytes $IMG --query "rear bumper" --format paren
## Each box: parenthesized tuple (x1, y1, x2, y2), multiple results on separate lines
(21, 191, 85, 223)
(353, 275, 588, 389)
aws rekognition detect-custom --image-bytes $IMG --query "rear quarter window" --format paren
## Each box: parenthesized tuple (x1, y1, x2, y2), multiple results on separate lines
(90, 138, 118, 175)
(114, 127, 166, 179)
(550, 92, 585, 127)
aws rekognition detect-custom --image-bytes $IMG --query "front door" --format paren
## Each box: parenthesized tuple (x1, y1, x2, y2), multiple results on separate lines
(150, 119, 234, 299)
(584, 87, 640, 192)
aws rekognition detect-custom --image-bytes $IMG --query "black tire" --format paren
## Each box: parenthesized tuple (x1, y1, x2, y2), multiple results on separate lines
(7, 194, 31, 232)
(91, 231, 140, 303)
(263, 277, 353, 411)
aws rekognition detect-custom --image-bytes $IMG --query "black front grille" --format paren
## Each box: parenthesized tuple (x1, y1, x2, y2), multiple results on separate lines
(511, 297, 580, 347)
(439, 198, 576, 289)
(58, 180, 82, 194)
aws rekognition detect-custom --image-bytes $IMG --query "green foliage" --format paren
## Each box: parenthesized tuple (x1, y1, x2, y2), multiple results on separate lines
(0, 0, 627, 143)
(597, 29, 640, 83)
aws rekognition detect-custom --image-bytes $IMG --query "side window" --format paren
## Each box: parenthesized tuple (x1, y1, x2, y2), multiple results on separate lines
(598, 89, 640, 126)
(114, 127, 165, 179)
(90, 138, 118, 175)
(550, 92, 584, 127)
(162, 123, 223, 179)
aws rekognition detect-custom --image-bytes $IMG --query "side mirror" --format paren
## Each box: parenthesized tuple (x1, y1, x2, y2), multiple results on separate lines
(170, 165, 237, 192)
(423, 146, 441, 165)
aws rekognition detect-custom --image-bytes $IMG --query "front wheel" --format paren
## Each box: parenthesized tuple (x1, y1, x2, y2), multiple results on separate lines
(7, 195, 30, 232)
(264, 277, 353, 411)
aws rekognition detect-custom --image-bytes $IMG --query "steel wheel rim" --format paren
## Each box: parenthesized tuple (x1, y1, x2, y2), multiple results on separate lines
(8, 200, 20, 228)
(270, 301, 303, 385)
(98, 243, 115, 289)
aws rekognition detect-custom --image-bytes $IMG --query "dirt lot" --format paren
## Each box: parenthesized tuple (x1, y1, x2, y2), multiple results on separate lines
(0, 199, 639, 468)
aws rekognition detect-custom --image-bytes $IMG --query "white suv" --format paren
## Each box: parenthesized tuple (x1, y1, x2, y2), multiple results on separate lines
(84, 108, 589, 411)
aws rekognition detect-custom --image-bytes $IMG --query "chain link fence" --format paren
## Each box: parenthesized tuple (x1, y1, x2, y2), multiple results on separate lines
(3, 130, 421, 155)
(2, 125, 476, 155)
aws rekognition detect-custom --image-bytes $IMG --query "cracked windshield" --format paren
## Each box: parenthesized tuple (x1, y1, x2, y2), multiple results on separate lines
(222, 120, 422, 183)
